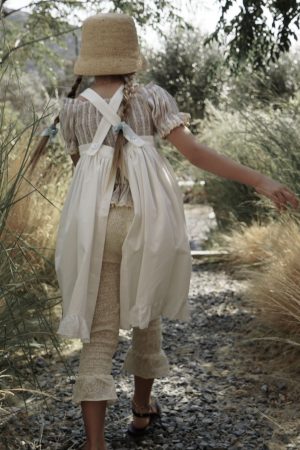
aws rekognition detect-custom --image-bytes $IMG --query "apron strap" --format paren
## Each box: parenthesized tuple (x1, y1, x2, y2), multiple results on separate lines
(81, 87, 123, 126)
(79, 85, 124, 155)
(80, 84, 146, 151)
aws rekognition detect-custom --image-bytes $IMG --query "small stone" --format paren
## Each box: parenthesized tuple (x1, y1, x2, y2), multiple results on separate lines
(276, 381, 287, 391)
(34, 356, 47, 368)
(261, 384, 268, 393)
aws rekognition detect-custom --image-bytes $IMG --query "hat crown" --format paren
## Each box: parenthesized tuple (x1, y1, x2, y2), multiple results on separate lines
(74, 13, 146, 76)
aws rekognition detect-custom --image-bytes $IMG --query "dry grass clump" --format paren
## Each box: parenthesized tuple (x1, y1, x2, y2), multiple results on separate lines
(225, 215, 300, 335)
(223, 220, 283, 268)
(247, 220, 300, 335)
(4, 141, 72, 266)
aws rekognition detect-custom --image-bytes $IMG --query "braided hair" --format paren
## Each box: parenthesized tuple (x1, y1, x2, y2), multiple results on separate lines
(108, 73, 136, 186)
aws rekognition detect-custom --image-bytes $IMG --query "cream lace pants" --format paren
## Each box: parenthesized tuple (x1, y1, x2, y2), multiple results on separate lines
(72, 205, 170, 405)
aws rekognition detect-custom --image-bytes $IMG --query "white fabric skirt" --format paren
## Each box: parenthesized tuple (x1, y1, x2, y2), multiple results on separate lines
(55, 136, 192, 343)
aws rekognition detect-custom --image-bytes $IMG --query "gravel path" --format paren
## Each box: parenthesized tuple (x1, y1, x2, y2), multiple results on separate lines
(1, 206, 300, 449)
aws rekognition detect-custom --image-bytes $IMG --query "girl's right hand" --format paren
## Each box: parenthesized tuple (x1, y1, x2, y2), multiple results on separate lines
(166, 126, 299, 212)
(254, 176, 299, 212)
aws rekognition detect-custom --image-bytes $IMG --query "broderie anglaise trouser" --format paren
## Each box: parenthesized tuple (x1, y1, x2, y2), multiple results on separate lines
(72, 205, 170, 404)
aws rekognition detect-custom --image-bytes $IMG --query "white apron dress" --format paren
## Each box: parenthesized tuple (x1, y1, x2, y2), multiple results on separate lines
(55, 84, 192, 343)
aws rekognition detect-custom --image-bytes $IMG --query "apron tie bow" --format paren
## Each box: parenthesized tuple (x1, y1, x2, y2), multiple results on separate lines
(113, 121, 145, 147)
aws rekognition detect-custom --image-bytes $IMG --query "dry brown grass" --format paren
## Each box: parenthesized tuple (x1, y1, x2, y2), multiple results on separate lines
(222, 220, 283, 268)
(4, 138, 72, 267)
(224, 215, 300, 336)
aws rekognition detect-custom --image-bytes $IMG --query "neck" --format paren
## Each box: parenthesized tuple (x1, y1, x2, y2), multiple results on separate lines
(89, 75, 127, 99)
(93, 75, 124, 86)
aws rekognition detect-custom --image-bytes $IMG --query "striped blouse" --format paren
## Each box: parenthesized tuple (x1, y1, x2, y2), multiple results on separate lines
(59, 82, 190, 207)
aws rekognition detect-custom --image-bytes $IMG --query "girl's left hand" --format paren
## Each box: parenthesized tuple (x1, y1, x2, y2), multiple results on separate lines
(254, 176, 299, 212)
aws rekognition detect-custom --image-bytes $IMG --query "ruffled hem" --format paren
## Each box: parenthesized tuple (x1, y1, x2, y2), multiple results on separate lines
(159, 112, 191, 139)
(57, 315, 91, 343)
(72, 374, 117, 405)
(144, 82, 191, 139)
(122, 349, 170, 378)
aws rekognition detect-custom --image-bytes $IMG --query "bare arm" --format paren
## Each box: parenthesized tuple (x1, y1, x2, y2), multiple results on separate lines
(166, 125, 299, 211)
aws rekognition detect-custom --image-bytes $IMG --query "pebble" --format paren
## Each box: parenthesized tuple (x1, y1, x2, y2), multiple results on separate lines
(260, 384, 269, 393)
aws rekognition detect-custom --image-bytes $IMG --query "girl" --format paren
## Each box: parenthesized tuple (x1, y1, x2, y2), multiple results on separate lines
(31, 12, 298, 450)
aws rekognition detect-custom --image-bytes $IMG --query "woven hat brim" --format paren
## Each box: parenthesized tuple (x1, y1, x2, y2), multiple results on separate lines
(74, 54, 147, 76)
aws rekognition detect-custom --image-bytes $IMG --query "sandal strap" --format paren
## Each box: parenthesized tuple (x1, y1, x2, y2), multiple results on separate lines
(131, 407, 152, 418)
(131, 399, 159, 418)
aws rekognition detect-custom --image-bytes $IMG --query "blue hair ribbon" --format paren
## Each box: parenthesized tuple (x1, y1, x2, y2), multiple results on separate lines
(112, 121, 145, 147)
(112, 121, 127, 134)
(40, 124, 59, 140)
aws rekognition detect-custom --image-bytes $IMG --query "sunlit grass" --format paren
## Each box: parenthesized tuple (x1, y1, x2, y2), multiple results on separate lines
(225, 214, 300, 336)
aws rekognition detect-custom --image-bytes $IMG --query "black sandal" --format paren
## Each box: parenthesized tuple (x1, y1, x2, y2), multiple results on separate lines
(127, 398, 162, 437)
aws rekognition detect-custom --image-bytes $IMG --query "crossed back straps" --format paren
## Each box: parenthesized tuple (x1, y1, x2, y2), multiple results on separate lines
(79, 85, 124, 155)
(79, 84, 145, 156)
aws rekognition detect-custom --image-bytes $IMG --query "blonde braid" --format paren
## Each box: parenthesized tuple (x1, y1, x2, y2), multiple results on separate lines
(108, 74, 136, 186)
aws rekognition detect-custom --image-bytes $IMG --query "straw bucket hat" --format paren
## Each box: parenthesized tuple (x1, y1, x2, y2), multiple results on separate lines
(74, 13, 147, 76)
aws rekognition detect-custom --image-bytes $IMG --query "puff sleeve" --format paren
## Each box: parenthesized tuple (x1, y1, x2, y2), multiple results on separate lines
(58, 98, 79, 155)
(146, 83, 191, 139)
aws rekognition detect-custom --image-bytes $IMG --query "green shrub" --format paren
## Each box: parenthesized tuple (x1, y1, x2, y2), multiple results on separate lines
(196, 91, 300, 229)
(142, 27, 226, 124)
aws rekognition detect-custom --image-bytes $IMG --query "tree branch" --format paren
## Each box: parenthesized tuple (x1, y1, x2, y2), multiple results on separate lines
(0, 26, 79, 65)
(0, 0, 8, 9)
(2, 0, 87, 17)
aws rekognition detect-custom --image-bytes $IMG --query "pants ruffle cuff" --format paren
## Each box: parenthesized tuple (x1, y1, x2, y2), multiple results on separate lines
(72, 374, 117, 405)
(122, 349, 170, 379)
